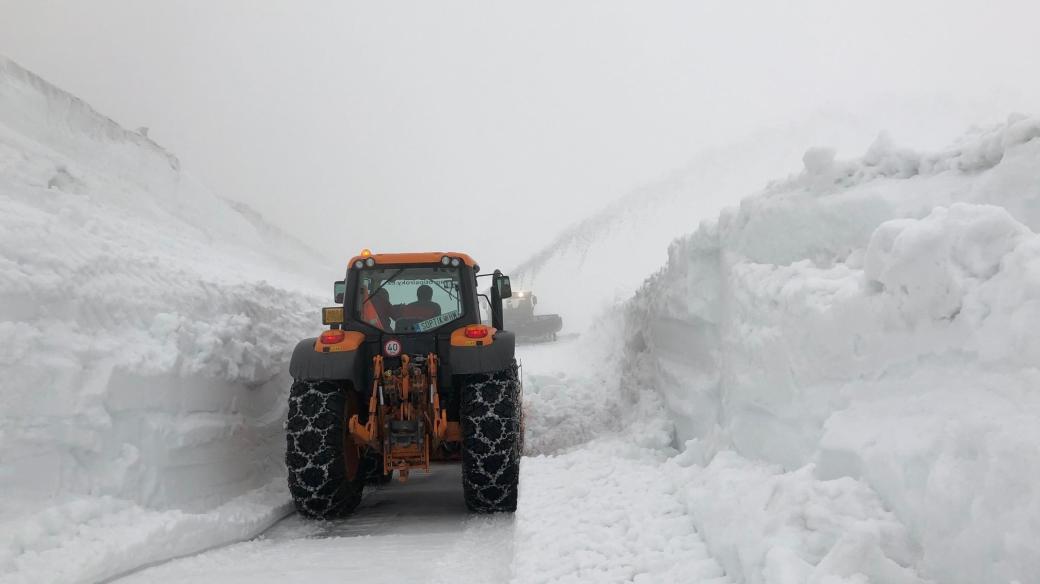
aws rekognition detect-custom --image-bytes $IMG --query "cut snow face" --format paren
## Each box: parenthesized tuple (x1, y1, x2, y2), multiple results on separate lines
(0, 56, 329, 583)
(507, 111, 1022, 336)
(623, 116, 1040, 584)
(508, 124, 829, 336)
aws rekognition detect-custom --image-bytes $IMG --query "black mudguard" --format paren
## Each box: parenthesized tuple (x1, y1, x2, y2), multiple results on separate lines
(450, 330, 516, 375)
(288, 338, 365, 383)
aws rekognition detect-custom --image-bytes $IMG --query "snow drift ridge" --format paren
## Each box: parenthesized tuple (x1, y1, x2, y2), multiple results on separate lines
(0, 56, 179, 173)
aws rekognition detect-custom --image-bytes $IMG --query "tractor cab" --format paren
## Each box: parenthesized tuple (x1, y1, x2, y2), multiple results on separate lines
(504, 290, 537, 321)
(355, 262, 468, 334)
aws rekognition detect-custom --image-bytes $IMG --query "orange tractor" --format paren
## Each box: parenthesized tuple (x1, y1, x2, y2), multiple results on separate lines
(286, 251, 521, 517)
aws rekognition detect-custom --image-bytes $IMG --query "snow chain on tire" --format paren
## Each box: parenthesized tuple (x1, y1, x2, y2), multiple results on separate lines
(461, 360, 522, 513)
(286, 380, 364, 519)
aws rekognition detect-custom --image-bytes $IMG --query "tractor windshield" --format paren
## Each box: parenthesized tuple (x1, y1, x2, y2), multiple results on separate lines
(355, 266, 465, 334)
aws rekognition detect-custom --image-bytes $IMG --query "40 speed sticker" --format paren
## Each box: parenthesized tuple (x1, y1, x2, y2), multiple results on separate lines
(383, 338, 402, 357)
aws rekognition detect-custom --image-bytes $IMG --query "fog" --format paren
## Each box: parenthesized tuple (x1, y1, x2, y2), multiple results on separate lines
(2, 0, 1038, 271)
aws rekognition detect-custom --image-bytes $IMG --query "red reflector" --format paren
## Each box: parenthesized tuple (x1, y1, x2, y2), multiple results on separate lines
(320, 329, 346, 344)
(464, 325, 489, 339)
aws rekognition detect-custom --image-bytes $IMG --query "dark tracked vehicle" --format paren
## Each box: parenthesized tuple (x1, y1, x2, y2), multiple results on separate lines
(504, 290, 563, 342)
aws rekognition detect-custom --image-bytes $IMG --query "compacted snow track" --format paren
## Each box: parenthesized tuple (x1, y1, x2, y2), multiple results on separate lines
(112, 340, 732, 584)
(114, 451, 731, 584)
(115, 465, 518, 584)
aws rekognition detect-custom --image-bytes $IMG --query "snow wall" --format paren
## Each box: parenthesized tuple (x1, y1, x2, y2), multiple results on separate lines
(623, 117, 1040, 584)
(0, 57, 329, 583)
(510, 109, 1000, 336)
(508, 118, 871, 334)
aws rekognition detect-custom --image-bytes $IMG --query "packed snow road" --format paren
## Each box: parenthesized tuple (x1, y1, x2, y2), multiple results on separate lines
(115, 448, 729, 584)
(112, 340, 730, 584)
(115, 465, 516, 584)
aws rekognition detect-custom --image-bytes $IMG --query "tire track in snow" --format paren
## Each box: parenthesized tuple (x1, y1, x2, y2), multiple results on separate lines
(513, 440, 731, 584)
(113, 465, 515, 584)
(114, 450, 732, 584)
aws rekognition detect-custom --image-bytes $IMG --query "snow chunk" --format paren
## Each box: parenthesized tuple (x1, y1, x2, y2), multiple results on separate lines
(864, 204, 1032, 322)
(672, 451, 925, 584)
(803, 147, 838, 175)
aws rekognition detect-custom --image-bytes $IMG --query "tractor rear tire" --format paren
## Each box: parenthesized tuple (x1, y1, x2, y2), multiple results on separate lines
(286, 380, 365, 519)
(460, 360, 522, 513)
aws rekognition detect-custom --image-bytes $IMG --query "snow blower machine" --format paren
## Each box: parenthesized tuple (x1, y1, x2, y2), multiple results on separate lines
(504, 290, 563, 342)
(286, 250, 522, 518)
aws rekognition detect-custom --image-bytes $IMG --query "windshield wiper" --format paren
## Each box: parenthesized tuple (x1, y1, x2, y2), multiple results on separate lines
(430, 279, 459, 302)
(362, 267, 407, 306)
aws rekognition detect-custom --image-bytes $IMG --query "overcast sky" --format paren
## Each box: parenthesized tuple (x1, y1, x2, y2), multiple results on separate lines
(2, 1, 1038, 270)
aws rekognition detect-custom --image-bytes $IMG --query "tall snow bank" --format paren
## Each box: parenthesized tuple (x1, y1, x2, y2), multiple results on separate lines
(509, 117, 877, 334)
(0, 57, 326, 583)
(624, 116, 1040, 584)
(509, 110, 1014, 335)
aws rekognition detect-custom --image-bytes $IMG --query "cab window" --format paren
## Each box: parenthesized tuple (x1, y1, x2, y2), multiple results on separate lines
(355, 266, 464, 333)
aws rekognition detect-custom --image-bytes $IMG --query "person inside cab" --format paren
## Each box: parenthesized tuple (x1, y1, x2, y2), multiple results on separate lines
(406, 284, 441, 320)
(362, 288, 394, 330)
(366, 284, 443, 332)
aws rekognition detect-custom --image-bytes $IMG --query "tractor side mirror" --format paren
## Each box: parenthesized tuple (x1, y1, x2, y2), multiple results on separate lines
(490, 271, 510, 330)
(334, 280, 346, 304)
(495, 274, 512, 299)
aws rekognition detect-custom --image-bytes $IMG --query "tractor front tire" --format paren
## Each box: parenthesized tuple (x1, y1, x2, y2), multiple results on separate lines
(286, 380, 365, 519)
(460, 361, 522, 513)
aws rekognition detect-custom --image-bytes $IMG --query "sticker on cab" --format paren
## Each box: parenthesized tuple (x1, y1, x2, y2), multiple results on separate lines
(413, 309, 462, 333)
(383, 338, 402, 357)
